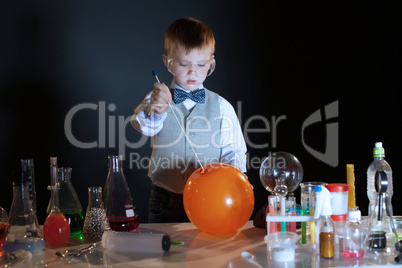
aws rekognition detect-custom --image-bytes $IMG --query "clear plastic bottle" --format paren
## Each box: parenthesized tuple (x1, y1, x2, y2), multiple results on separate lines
(367, 142, 393, 216)
(58, 167, 84, 237)
(343, 210, 364, 258)
(366, 172, 397, 255)
(103, 155, 139, 231)
(4, 169, 45, 254)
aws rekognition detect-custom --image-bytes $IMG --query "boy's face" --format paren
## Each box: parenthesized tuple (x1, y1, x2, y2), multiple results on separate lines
(164, 46, 214, 91)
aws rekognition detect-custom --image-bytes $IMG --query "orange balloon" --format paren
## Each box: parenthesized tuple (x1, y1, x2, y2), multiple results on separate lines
(183, 163, 255, 234)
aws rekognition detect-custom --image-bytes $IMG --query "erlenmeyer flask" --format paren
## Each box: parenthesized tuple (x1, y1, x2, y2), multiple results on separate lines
(3, 170, 45, 254)
(83, 186, 111, 240)
(58, 167, 84, 237)
(366, 171, 397, 255)
(103, 155, 139, 231)
(0, 206, 8, 259)
(43, 157, 70, 246)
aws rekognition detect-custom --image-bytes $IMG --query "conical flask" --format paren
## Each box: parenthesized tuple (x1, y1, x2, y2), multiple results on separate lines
(103, 155, 139, 231)
(0, 206, 8, 259)
(3, 169, 45, 254)
(366, 171, 397, 255)
(83, 186, 111, 240)
(43, 157, 70, 246)
(58, 167, 84, 237)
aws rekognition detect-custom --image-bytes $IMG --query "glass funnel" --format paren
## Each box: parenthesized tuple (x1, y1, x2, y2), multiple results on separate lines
(259, 152, 303, 196)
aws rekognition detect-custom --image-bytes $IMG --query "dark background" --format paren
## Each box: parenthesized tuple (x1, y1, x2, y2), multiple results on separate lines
(1, 1, 401, 225)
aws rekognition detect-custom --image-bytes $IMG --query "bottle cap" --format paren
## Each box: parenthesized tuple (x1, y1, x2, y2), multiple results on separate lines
(373, 142, 385, 157)
(331, 214, 347, 221)
(347, 210, 361, 222)
(325, 183, 349, 192)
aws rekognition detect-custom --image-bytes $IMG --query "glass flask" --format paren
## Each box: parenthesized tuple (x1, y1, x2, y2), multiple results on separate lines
(0, 206, 8, 259)
(3, 170, 45, 254)
(21, 159, 37, 218)
(259, 152, 303, 197)
(57, 167, 84, 238)
(365, 171, 397, 255)
(43, 157, 70, 246)
(103, 155, 139, 231)
(83, 187, 111, 240)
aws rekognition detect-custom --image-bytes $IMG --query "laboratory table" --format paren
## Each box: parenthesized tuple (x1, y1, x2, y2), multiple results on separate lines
(20, 221, 402, 268)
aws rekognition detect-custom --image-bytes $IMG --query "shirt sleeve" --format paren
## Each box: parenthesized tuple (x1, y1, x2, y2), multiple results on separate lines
(130, 91, 167, 137)
(218, 97, 248, 173)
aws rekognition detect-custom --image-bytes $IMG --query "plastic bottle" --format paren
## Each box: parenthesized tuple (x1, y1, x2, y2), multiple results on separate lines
(343, 210, 364, 258)
(103, 155, 139, 231)
(43, 157, 70, 246)
(314, 185, 335, 259)
(367, 142, 393, 216)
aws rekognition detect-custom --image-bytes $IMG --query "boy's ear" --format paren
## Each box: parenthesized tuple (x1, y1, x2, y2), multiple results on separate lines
(162, 54, 168, 67)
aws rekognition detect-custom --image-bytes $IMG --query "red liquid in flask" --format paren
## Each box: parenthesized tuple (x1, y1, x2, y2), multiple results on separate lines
(343, 250, 364, 258)
(108, 216, 139, 231)
(0, 222, 9, 257)
(44, 213, 70, 246)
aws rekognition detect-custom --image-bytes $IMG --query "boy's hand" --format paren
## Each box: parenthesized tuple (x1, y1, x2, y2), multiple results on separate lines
(148, 82, 172, 114)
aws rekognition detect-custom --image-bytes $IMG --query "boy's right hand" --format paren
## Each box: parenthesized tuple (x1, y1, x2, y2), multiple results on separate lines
(148, 82, 172, 115)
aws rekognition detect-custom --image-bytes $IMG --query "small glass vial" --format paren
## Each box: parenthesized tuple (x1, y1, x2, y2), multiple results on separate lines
(343, 210, 365, 258)
(319, 217, 335, 259)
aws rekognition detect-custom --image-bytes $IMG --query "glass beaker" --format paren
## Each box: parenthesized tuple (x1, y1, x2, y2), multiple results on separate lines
(103, 155, 139, 231)
(299, 181, 327, 244)
(0, 206, 8, 259)
(43, 157, 70, 246)
(58, 167, 84, 237)
(83, 187, 111, 240)
(21, 159, 37, 218)
(4, 171, 45, 254)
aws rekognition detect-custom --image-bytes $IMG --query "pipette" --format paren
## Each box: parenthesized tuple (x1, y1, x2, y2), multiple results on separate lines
(151, 70, 205, 172)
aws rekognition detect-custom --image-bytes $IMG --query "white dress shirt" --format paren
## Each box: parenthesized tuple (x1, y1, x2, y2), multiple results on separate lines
(131, 82, 247, 172)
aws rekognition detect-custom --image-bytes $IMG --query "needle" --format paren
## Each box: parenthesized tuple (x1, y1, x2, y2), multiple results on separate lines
(151, 70, 205, 173)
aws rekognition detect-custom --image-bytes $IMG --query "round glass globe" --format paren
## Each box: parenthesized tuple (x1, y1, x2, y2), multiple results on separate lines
(259, 152, 303, 195)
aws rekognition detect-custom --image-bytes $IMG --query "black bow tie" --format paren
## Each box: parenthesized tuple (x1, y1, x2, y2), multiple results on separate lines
(173, 88, 205, 104)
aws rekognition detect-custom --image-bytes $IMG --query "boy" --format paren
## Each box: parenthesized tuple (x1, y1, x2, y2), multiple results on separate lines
(131, 17, 247, 223)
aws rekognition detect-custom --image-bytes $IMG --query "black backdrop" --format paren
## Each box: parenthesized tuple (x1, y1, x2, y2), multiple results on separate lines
(1, 1, 401, 224)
